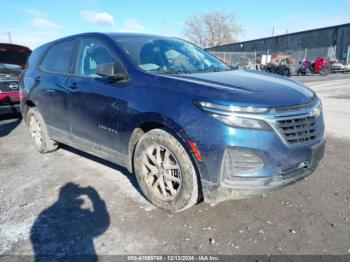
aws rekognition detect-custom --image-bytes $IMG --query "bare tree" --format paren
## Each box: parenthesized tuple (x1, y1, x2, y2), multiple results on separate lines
(183, 12, 243, 49)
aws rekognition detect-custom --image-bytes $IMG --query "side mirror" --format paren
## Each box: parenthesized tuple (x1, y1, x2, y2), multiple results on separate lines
(96, 62, 128, 81)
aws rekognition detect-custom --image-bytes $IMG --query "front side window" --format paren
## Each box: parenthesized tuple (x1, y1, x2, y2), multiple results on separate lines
(41, 40, 75, 74)
(75, 38, 118, 77)
(113, 36, 230, 74)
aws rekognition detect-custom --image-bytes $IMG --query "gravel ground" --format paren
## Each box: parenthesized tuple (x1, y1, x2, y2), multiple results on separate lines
(0, 75, 350, 257)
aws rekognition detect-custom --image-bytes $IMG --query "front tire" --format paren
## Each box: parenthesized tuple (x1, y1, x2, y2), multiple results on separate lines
(134, 129, 199, 212)
(27, 107, 58, 153)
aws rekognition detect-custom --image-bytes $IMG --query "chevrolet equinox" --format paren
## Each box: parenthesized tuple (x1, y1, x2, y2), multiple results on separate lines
(20, 33, 325, 211)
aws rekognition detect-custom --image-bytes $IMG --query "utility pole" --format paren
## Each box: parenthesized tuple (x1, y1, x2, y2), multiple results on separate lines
(272, 27, 275, 37)
(7, 32, 13, 44)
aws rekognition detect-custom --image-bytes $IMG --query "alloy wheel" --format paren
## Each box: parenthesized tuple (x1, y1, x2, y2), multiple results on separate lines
(142, 144, 182, 201)
(29, 115, 43, 148)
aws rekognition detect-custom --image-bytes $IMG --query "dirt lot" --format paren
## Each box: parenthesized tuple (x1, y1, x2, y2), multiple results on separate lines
(0, 75, 350, 257)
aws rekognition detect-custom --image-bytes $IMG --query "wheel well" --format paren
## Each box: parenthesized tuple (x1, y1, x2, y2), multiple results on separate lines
(23, 100, 36, 122)
(139, 121, 165, 132)
(26, 100, 36, 107)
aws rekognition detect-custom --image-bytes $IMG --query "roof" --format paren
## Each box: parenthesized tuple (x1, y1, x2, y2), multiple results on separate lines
(38, 32, 169, 45)
(106, 32, 166, 38)
(32, 32, 187, 51)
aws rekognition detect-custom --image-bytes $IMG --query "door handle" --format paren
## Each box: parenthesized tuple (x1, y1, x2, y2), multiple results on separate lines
(68, 82, 78, 89)
(35, 76, 41, 83)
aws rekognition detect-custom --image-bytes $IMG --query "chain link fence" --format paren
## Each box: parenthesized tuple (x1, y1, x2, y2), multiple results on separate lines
(210, 51, 257, 69)
(209, 46, 338, 73)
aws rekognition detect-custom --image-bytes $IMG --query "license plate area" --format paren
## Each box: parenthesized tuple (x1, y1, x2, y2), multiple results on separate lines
(309, 140, 325, 167)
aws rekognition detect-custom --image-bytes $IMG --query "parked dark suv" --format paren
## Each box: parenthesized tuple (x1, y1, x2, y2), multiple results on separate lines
(20, 33, 325, 211)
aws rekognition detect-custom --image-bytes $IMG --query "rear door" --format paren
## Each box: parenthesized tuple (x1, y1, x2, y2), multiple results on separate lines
(67, 37, 131, 155)
(37, 39, 76, 138)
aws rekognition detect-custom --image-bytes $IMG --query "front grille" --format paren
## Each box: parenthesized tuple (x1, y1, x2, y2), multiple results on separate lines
(277, 116, 317, 145)
(0, 80, 19, 92)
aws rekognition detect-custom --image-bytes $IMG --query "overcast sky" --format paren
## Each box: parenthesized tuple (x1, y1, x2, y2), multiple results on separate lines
(1, 0, 350, 49)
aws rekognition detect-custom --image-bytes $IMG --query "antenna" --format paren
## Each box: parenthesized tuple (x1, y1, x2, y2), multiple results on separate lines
(161, 21, 165, 36)
(7, 32, 13, 43)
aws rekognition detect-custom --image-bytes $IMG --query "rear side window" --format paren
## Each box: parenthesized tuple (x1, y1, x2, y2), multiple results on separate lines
(27, 45, 47, 69)
(41, 40, 75, 74)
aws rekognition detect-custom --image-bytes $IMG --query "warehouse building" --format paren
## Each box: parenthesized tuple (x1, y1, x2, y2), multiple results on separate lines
(206, 23, 350, 66)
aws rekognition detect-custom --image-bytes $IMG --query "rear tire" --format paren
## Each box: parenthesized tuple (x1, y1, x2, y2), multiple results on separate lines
(134, 129, 199, 212)
(27, 107, 58, 153)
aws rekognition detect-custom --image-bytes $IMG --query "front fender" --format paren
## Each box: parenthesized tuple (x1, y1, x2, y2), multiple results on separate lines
(127, 113, 207, 185)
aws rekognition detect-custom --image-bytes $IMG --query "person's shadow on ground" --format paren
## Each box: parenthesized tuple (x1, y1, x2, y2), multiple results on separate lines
(30, 183, 110, 261)
(0, 115, 21, 137)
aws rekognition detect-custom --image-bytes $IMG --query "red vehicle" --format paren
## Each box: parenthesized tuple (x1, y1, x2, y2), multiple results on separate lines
(313, 57, 329, 75)
(297, 57, 329, 76)
(0, 43, 31, 116)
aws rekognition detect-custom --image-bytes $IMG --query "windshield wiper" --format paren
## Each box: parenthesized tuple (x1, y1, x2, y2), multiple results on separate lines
(148, 70, 180, 75)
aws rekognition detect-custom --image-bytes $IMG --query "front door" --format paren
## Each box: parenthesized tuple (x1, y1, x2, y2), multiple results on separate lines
(67, 37, 131, 157)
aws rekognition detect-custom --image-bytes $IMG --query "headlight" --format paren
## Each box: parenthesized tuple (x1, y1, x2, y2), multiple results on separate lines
(196, 101, 271, 130)
(211, 114, 270, 129)
(198, 101, 269, 114)
(313, 101, 322, 118)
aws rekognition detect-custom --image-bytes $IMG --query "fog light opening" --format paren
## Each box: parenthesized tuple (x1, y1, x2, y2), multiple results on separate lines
(222, 147, 264, 180)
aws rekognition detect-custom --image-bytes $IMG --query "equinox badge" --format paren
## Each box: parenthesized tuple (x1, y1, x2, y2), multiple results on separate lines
(98, 124, 118, 134)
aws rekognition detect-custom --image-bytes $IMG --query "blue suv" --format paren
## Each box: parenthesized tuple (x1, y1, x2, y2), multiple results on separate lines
(20, 33, 325, 211)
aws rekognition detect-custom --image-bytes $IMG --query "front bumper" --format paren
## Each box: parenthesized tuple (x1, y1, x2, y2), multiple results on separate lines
(198, 121, 326, 205)
(203, 164, 318, 206)
(202, 139, 325, 206)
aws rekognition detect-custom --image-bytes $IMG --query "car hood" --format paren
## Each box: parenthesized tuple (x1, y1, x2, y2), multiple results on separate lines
(167, 69, 315, 108)
(0, 43, 31, 68)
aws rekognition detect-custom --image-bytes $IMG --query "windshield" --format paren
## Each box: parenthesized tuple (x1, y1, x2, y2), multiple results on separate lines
(113, 36, 230, 74)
